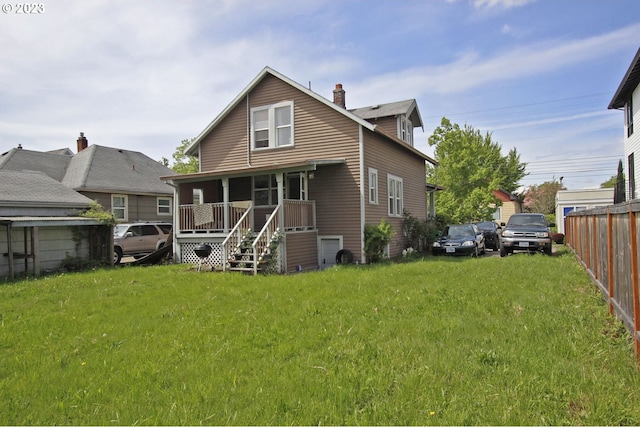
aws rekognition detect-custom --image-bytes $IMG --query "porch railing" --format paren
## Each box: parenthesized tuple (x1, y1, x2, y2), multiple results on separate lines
(284, 199, 315, 231)
(178, 202, 251, 233)
(253, 205, 282, 275)
(221, 203, 253, 270)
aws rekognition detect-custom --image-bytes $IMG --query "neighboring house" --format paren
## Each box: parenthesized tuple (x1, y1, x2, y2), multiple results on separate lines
(0, 133, 177, 222)
(492, 189, 523, 225)
(608, 46, 640, 201)
(555, 188, 614, 235)
(161, 67, 438, 273)
(0, 170, 109, 279)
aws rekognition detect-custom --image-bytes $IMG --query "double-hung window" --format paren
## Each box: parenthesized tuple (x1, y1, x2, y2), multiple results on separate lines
(368, 168, 378, 204)
(251, 101, 294, 149)
(387, 174, 403, 217)
(157, 197, 171, 216)
(626, 98, 634, 137)
(112, 194, 127, 221)
(399, 116, 413, 146)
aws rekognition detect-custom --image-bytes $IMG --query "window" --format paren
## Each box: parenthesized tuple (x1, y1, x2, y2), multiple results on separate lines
(387, 174, 403, 217)
(399, 116, 413, 146)
(251, 101, 294, 149)
(253, 174, 278, 206)
(626, 98, 634, 137)
(112, 194, 127, 221)
(286, 172, 307, 200)
(492, 207, 501, 221)
(368, 168, 378, 204)
(157, 197, 171, 216)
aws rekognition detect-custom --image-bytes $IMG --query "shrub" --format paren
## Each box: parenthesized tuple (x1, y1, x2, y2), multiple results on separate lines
(364, 219, 395, 263)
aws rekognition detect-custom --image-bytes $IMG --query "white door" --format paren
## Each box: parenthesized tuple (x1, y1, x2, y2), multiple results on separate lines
(319, 237, 341, 270)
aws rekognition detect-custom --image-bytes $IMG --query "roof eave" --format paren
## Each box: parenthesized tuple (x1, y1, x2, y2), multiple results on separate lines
(608, 47, 640, 110)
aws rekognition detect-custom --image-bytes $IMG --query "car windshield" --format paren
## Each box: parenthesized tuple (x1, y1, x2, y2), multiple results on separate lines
(446, 225, 474, 237)
(114, 225, 129, 237)
(475, 222, 494, 230)
(508, 215, 546, 227)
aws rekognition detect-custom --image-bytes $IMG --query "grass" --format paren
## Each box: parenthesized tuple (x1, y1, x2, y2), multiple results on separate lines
(1, 247, 639, 425)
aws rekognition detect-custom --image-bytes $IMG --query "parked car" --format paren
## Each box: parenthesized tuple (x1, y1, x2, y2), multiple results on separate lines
(500, 213, 554, 257)
(474, 221, 502, 251)
(432, 223, 486, 257)
(113, 222, 173, 264)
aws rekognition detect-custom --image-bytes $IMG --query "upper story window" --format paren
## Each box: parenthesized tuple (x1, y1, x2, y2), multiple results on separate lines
(399, 115, 413, 146)
(626, 98, 634, 137)
(388, 174, 403, 217)
(251, 101, 294, 150)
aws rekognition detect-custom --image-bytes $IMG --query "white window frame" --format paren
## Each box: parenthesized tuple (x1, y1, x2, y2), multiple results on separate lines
(399, 115, 413, 146)
(112, 194, 128, 221)
(157, 197, 172, 216)
(251, 101, 294, 150)
(387, 174, 403, 217)
(368, 168, 378, 204)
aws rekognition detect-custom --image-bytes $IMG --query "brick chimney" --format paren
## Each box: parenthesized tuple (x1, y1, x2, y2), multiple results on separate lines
(333, 83, 345, 108)
(77, 132, 88, 152)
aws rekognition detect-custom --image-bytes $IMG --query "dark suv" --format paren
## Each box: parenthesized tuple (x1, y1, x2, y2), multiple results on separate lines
(113, 222, 173, 264)
(500, 213, 554, 257)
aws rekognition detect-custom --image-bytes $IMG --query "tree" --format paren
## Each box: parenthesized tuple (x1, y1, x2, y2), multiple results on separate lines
(522, 179, 565, 214)
(162, 138, 199, 174)
(613, 159, 626, 204)
(426, 117, 526, 223)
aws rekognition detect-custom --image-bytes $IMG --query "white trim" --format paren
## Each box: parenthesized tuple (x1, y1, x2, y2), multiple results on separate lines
(359, 125, 366, 264)
(250, 101, 294, 150)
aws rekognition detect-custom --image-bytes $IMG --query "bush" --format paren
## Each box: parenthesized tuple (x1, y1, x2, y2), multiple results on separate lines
(364, 219, 395, 263)
(552, 233, 565, 244)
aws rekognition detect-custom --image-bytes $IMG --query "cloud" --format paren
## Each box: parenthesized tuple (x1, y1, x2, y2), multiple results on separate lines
(473, 0, 537, 8)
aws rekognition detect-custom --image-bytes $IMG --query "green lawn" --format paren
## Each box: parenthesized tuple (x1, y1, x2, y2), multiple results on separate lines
(1, 247, 639, 425)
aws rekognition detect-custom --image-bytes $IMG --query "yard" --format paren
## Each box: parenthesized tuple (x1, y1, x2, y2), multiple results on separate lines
(1, 247, 639, 425)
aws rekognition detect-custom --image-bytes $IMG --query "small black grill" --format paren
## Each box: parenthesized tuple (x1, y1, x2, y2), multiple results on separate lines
(194, 244, 212, 271)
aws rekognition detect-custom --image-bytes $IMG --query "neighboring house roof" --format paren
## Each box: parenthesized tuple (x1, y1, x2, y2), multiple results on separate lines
(609, 47, 640, 110)
(62, 145, 177, 195)
(47, 147, 74, 156)
(0, 144, 177, 196)
(349, 99, 424, 130)
(0, 148, 72, 181)
(0, 170, 93, 208)
(185, 66, 437, 166)
(493, 189, 521, 202)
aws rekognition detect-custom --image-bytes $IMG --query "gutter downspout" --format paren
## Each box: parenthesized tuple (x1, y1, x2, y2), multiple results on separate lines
(359, 124, 366, 264)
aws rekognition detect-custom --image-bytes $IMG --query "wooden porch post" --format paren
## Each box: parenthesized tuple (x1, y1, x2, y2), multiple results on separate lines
(276, 173, 285, 272)
(222, 178, 229, 232)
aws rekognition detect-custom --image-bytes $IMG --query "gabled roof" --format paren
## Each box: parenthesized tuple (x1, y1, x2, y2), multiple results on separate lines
(62, 145, 176, 195)
(349, 99, 424, 130)
(185, 66, 437, 165)
(0, 170, 92, 208)
(609, 47, 640, 110)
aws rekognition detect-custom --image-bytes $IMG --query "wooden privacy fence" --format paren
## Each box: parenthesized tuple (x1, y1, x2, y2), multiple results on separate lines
(565, 200, 640, 362)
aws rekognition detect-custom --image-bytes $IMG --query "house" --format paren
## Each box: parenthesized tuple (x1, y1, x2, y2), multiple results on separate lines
(608, 46, 640, 201)
(161, 67, 438, 273)
(555, 188, 614, 235)
(0, 133, 177, 222)
(492, 189, 522, 225)
(0, 170, 109, 279)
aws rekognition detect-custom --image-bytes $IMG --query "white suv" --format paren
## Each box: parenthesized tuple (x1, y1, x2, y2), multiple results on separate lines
(113, 222, 173, 264)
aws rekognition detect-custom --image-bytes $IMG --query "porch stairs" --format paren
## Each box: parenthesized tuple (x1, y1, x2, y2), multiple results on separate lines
(224, 204, 282, 275)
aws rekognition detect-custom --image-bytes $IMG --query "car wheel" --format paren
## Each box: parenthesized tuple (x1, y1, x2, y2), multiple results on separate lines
(472, 245, 479, 257)
(500, 246, 507, 257)
(114, 247, 123, 264)
(544, 245, 552, 256)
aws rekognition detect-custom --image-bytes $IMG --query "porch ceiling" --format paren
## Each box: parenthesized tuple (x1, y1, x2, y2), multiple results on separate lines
(161, 158, 345, 183)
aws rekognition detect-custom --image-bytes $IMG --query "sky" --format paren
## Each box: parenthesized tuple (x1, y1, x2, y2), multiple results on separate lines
(1, 0, 639, 191)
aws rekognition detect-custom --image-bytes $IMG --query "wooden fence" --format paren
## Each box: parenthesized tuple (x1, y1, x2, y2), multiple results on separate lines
(565, 200, 640, 362)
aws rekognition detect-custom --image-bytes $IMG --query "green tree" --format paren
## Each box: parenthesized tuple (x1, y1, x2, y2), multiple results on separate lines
(426, 118, 526, 223)
(523, 179, 565, 214)
(163, 138, 199, 174)
(612, 159, 626, 204)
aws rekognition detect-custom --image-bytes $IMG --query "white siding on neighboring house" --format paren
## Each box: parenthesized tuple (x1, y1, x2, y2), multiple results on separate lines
(625, 85, 640, 200)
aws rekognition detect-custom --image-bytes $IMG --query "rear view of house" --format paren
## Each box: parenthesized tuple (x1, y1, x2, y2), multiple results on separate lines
(162, 67, 437, 274)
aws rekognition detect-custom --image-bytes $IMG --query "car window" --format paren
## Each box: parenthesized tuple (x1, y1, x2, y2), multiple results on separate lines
(142, 225, 160, 236)
(114, 225, 128, 237)
(158, 224, 172, 234)
(476, 222, 494, 230)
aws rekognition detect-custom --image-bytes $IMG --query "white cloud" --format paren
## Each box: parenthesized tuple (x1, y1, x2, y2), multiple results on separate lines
(473, 0, 537, 9)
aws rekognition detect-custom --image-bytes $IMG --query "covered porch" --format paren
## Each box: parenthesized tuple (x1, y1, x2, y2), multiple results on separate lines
(162, 160, 342, 274)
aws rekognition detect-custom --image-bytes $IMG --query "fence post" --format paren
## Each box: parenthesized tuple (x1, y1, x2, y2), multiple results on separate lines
(629, 205, 639, 361)
(607, 208, 615, 317)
